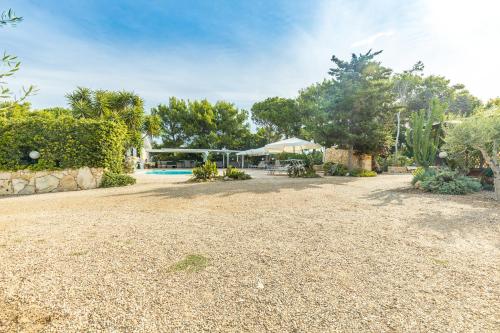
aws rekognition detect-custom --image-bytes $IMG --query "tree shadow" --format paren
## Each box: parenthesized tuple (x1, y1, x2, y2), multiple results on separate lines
(362, 186, 498, 208)
(107, 176, 357, 200)
(361, 187, 418, 206)
(407, 208, 499, 240)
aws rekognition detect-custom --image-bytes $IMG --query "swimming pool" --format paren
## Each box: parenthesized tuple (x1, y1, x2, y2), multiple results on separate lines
(146, 170, 193, 175)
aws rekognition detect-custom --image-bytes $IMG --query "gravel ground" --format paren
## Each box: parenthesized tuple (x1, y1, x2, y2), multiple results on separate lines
(0, 173, 499, 332)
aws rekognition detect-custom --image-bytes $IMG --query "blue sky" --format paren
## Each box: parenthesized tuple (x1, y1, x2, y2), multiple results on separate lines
(3, 0, 499, 112)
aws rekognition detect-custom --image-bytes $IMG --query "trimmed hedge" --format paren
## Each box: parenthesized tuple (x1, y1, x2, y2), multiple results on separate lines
(100, 172, 136, 188)
(0, 116, 127, 172)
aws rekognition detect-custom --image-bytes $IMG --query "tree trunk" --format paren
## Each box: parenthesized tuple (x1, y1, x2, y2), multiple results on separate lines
(494, 176, 500, 201)
(347, 145, 354, 170)
(395, 111, 401, 156)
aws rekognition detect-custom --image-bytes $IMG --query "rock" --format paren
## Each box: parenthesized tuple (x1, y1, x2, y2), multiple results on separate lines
(12, 178, 29, 194)
(52, 171, 65, 179)
(0, 172, 11, 180)
(0, 178, 12, 194)
(91, 168, 104, 187)
(77, 167, 96, 189)
(18, 185, 35, 195)
(59, 175, 78, 191)
(35, 175, 59, 193)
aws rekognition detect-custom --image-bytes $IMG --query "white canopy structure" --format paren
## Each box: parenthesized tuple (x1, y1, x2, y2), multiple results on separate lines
(265, 137, 322, 153)
(236, 147, 269, 156)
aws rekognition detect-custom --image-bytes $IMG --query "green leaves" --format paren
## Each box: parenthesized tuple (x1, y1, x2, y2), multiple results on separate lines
(0, 117, 127, 172)
(251, 97, 303, 141)
(154, 97, 252, 149)
(66, 88, 145, 150)
(407, 99, 443, 169)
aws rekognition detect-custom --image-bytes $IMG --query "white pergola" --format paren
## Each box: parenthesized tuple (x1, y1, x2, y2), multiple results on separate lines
(146, 148, 241, 167)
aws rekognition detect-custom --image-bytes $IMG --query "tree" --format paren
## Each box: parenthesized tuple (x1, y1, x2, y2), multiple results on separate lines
(66, 88, 145, 149)
(392, 61, 424, 155)
(142, 114, 161, 140)
(153, 97, 190, 147)
(445, 106, 500, 200)
(213, 101, 252, 149)
(186, 99, 217, 148)
(317, 50, 396, 169)
(251, 97, 303, 142)
(154, 97, 253, 150)
(406, 99, 444, 169)
(1, 9, 35, 110)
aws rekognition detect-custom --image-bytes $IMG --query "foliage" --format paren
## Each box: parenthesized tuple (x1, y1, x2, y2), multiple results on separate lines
(1, 8, 36, 108)
(323, 162, 348, 176)
(251, 97, 303, 141)
(411, 167, 436, 185)
(0, 116, 127, 172)
(419, 170, 481, 195)
(388, 153, 414, 167)
(275, 151, 323, 166)
(66, 87, 145, 149)
(287, 164, 305, 177)
(223, 166, 251, 180)
(142, 114, 161, 139)
(100, 172, 136, 188)
(191, 160, 218, 181)
(444, 104, 500, 200)
(480, 167, 494, 191)
(349, 168, 377, 177)
(299, 50, 396, 167)
(407, 99, 443, 169)
(154, 97, 254, 149)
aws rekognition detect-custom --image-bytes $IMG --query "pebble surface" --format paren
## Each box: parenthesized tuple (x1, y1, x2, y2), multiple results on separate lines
(0, 173, 499, 332)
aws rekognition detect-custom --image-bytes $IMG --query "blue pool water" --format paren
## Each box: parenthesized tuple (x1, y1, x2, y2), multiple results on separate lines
(146, 170, 193, 175)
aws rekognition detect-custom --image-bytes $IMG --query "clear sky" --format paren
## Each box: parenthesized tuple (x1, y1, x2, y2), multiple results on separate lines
(3, 0, 500, 112)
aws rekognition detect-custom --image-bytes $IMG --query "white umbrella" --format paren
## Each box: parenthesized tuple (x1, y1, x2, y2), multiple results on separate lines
(265, 137, 322, 153)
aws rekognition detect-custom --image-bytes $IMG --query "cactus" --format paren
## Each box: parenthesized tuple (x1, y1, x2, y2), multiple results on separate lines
(407, 100, 443, 170)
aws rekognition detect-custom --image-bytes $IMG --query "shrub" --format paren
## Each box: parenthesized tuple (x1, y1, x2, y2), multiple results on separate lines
(323, 162, 348, 176)
(288, 164, 307, 178)
(349, 168, 377, 177)
(192, 160, 218, 181)
(0, 116, 127, 172)
(100, 172, 136, 188)
(411, 167, 436, 185)
(419, 170, 481, 195)
(224, 166, 251, 180)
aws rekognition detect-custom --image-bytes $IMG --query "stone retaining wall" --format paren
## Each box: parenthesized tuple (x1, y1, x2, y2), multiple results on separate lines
(324, 148, 372, 170)
(0, 167, 104, 195)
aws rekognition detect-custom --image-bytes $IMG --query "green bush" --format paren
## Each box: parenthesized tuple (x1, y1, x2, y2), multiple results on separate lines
(419, 170, 481, 195)
(323, 162, 348, 176)
(276, 151, 323, 165)
(288, 164, 307, 178)
(411, 167, 436, 185)
(100, 172, 136, 188)
(0, 116, 127, 172)
(349, 168, 377, 177)
(192, 161, 218, 181)
(224, 166, 251, 180)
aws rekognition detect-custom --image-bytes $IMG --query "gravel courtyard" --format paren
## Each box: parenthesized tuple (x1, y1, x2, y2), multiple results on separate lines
(0, 173, 499, 332)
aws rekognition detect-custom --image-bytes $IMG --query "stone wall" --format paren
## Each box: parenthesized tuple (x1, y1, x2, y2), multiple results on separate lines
(0, 167, 104, 195)
(324, 148, 372, 170)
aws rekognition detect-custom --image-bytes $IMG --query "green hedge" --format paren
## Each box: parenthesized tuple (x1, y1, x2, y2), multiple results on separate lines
(0, 116, 127, 172)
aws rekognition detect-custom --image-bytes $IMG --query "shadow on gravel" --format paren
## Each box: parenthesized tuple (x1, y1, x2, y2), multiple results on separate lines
(408, 209, 499, 238)
(363, 186, 497, 208)
(107, 176, 356, 200)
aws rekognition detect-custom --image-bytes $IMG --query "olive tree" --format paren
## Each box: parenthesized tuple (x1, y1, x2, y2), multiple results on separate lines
(445, 106, 500, 200)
